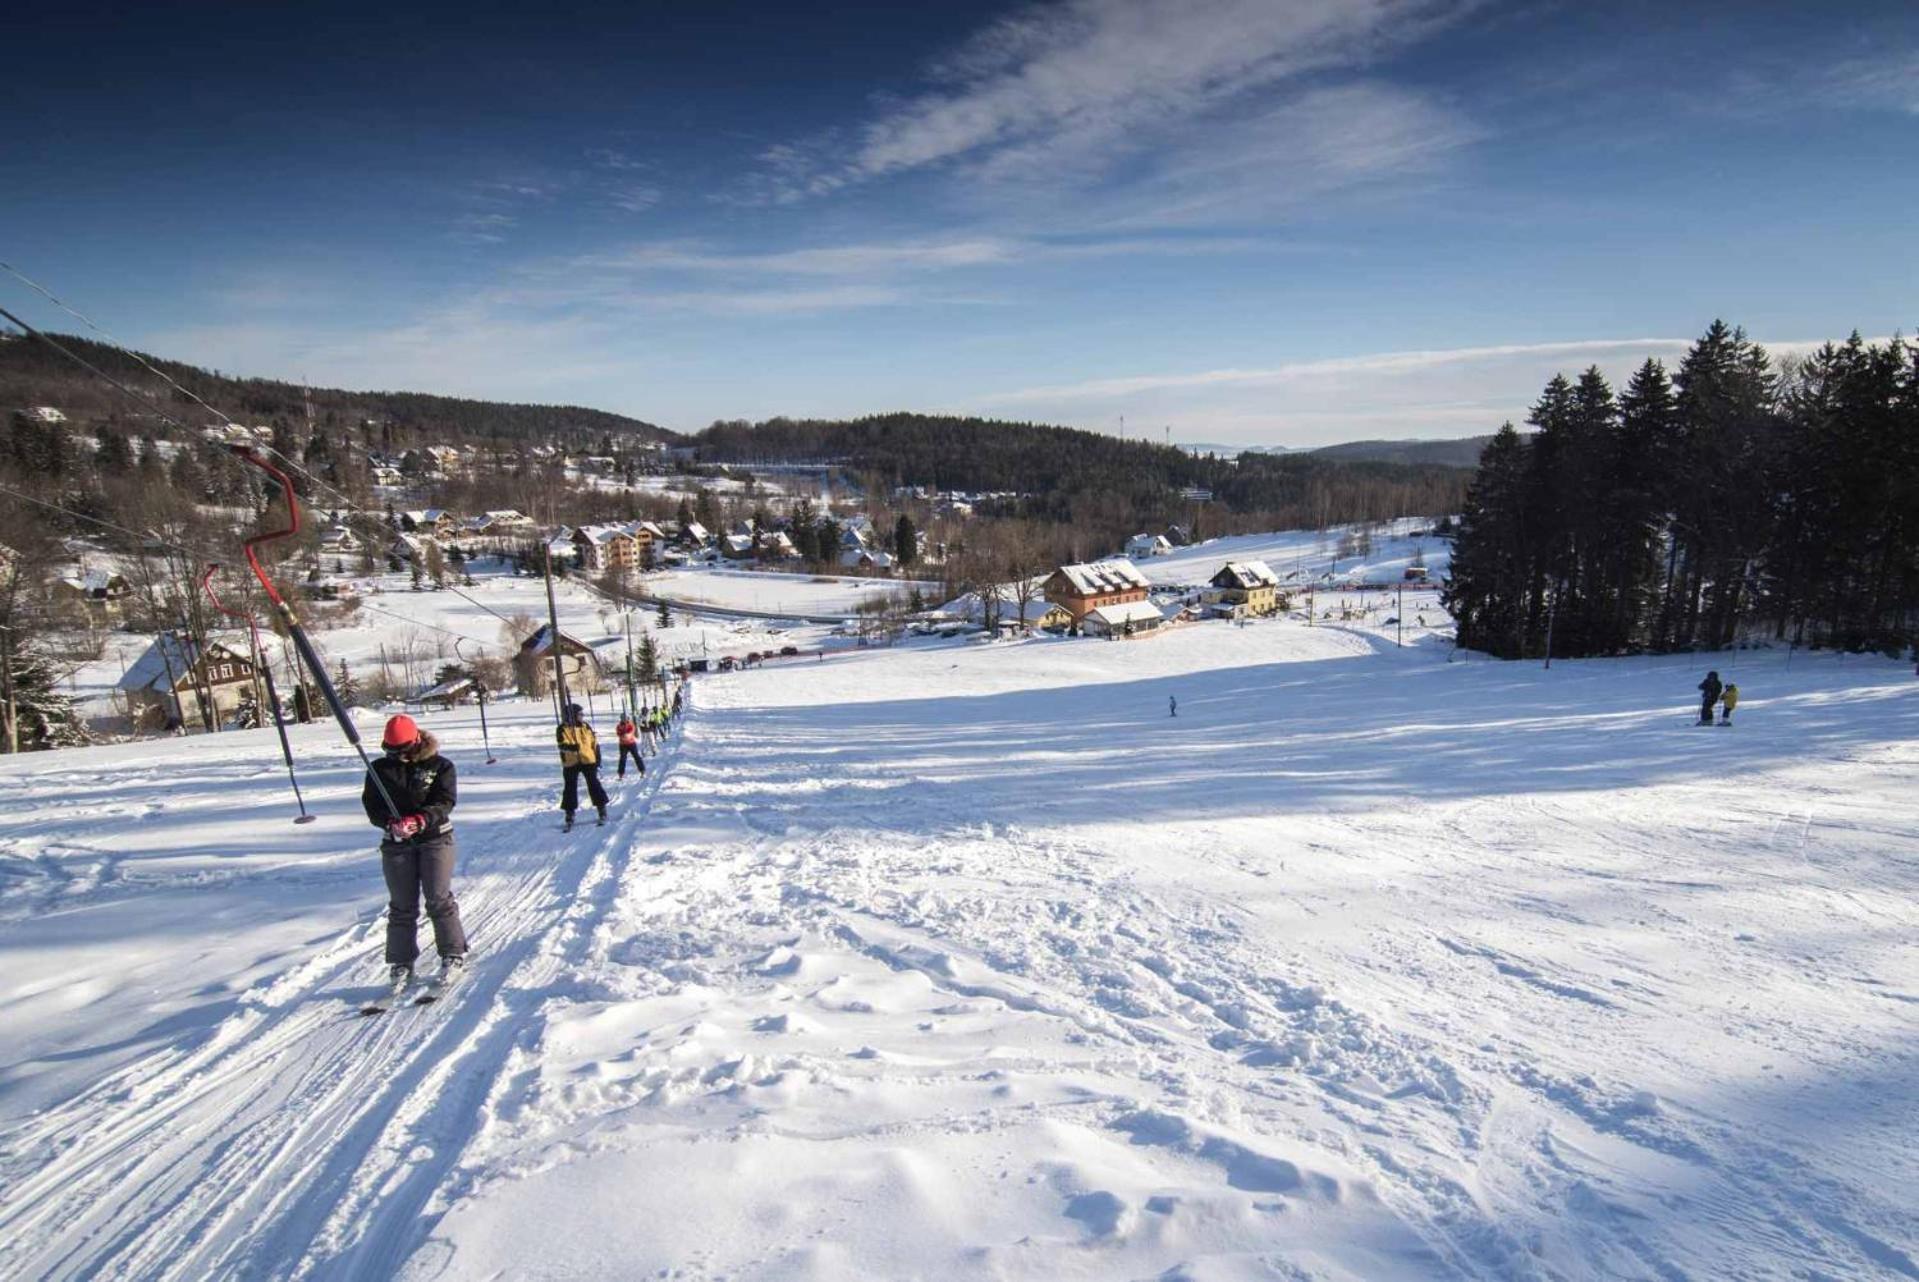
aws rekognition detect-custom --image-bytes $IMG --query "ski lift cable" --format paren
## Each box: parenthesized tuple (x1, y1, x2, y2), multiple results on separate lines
(0, 261, 240, 432)
(0, 284, 522, 636)
(0, 479, 503, 651)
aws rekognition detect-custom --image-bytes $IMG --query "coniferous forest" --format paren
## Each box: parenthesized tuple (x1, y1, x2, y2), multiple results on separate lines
(1445, 321, 1918, 659)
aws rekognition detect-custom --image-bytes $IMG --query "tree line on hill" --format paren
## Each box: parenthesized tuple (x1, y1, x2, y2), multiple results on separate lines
(0, 331, 673, 450)
(692, 412, 1467, 554)
(1446, 322, 1918, 659)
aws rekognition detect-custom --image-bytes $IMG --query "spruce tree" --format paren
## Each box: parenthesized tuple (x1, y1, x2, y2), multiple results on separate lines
(894, 514, 917, 566)
(4, 645, 87, 751)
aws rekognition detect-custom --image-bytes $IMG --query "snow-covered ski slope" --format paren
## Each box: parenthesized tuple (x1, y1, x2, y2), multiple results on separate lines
(2, 622, 1915, 1279)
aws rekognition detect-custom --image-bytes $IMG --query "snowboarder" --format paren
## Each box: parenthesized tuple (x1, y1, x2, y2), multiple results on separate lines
(557, 702, 609, 829)
(615, 712, 644, 778)
(363, 714, 466, 991)
(1719, 683, 1739, 725)
(1169, 695, 1178, 718)
(1697, 670, 1722, 725)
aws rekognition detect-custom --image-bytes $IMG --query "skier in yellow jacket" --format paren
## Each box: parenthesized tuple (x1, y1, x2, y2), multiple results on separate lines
(556, 702, 609, 830)
(1719, 683, 1739, 725)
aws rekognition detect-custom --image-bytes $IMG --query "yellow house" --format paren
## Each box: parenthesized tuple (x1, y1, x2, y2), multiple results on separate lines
(1210, 560, 1281, 616)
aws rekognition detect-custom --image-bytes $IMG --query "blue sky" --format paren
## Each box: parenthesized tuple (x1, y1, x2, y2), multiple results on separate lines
(2, 0, 1914, 445)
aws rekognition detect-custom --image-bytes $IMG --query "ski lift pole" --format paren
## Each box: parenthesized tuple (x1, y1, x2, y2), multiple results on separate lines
(230, 446, 402, 820)
(454, 637, 497, 764)
(201, 563, 316, 823)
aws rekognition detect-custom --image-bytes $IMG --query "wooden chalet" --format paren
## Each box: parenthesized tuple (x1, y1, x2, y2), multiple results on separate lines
(118, 633, 258, 731)
(1043, 558, 1151, 624)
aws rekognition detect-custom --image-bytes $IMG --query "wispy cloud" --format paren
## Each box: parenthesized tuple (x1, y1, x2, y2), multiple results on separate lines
(973, 335, 1897, 447)
(450, 211, 518, 245)
(745, 0, 1478, 215)
(1819, 51, 1919, 115)
(607, 183, 664, 213)
(982, 338, 1698, 403)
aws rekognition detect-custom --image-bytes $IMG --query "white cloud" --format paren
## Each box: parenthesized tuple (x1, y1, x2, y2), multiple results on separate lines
(608, 183, 664, 213)
(974, 334, 1877, 448)
(1821, 52, 1919, 115)
(751, 0, 1476, 211)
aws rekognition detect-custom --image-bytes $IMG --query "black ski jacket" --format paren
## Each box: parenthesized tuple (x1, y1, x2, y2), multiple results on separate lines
(1698, 675, 1723, 703)
(362, 731, 457, 842)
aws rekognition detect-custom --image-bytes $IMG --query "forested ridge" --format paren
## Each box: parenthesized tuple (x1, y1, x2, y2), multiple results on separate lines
(1446, 321, 1919, 658)
(693, 411, 1468, 540)
(0, 332, 675, 447)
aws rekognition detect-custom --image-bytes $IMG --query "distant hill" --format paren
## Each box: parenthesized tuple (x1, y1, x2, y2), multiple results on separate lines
(1305, 436, 1496, 468)
(0, 330, 678, 447)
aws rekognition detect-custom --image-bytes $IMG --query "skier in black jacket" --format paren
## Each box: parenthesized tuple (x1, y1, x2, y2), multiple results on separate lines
(362, 714, 467, 986)
(1697, 670, 1723, 725)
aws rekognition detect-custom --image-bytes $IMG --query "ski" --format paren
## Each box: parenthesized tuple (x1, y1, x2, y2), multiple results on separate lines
(361, 970, 413, 1016)
(414, 964, 466, 1006)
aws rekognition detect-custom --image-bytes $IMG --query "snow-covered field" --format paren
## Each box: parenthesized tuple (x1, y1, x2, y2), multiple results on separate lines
(2, 617, 1915, 1279)
(643, 566, 934, 617)
(1142, 517, 1450, 587)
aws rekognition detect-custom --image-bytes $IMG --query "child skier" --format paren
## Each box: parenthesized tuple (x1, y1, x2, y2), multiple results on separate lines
(615, 711, 644, 778)
(1720, 683, 1739, 725)
(362, 714, 466, 992)
(1697, 670, 1722, 725)
(556, 702, 609, 829)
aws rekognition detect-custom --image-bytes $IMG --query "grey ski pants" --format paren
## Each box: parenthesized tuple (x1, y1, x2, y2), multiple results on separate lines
(381, 832, 467, 965)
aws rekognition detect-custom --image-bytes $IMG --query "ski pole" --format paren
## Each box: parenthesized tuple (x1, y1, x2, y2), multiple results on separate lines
(230, 446, 403, 820)
(201, 563, 316, 823)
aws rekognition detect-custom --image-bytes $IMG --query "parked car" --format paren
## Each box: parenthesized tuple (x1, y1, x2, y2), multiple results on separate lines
(779, 645, 799, 656)
(718, 656, 736, 671)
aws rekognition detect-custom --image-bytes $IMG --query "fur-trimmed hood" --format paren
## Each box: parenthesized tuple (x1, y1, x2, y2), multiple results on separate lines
(399, 730, 441, 762)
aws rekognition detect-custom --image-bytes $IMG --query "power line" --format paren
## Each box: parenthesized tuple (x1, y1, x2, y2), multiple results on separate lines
(0, 480, 506, 653)
(0, 260, 237, 431)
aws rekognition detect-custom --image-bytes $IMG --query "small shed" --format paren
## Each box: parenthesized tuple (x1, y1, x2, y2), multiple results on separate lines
(514, 624, 607, 697)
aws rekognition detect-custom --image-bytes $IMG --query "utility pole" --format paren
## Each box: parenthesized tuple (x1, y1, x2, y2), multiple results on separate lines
(1397, 583, 1404, 648)
(542, 542, 571, 717)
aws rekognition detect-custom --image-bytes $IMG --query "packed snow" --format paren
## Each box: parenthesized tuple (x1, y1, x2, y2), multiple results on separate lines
(642, 566, 933, 618)
(2, 607, 1915, 1279)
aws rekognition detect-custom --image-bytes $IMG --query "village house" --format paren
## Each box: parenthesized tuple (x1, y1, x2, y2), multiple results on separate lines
(721, 533, 755, 560)
(399, 508, 458, 538)
(118, 633, 258, 731)
(676, 521, 710, 549)
(423, 445, 463, 474)
(842, 547, 895, 572)
(573, 524, 638, 572)
(1043, 558, 1152, 625)
(1126, 532, 1174, 559)
(52, 569, 134, 621)
(318, 525, 362, 555)
(27, 406, 68, 424)
(513, 624, 606, 697)
(1082, 599, 1166, 639)
(1209, 560, 1281, 617)
(756, 530, 800, 561)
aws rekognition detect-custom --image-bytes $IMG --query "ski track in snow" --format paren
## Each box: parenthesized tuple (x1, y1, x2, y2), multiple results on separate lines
(0, 718, 687, 1281)
(1, 621, 1916, 1279)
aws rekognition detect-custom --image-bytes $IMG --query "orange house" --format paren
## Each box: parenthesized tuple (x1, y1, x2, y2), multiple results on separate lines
(1043, 558, 1151, 624)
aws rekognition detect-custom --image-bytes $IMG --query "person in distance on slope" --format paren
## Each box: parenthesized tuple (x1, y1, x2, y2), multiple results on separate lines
(614, 710, 644, 778)
(1697, 670, 1723, 725)
(1719, 683, 1739, 725)
(557, 702, 609, 828)
(363, 714, 466, 985)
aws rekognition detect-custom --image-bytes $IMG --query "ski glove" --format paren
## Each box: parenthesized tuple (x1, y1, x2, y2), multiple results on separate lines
(385, 813, 427, 842)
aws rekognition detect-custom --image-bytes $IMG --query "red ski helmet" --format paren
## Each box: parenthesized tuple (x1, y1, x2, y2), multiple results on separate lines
(382, 714, 421, 749)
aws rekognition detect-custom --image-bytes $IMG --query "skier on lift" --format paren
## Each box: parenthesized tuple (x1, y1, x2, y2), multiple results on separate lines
(615, 710, 644, 778)
(363, 714, 466, 994)
(557, 702, 609, 830)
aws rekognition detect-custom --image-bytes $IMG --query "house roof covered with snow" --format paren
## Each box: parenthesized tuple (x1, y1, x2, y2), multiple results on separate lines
(1084, 600, 1164, 629)
(1212, 560, 1280, 590)
(1054, 559, 1150, 595)
(119, 634, 248, 692)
